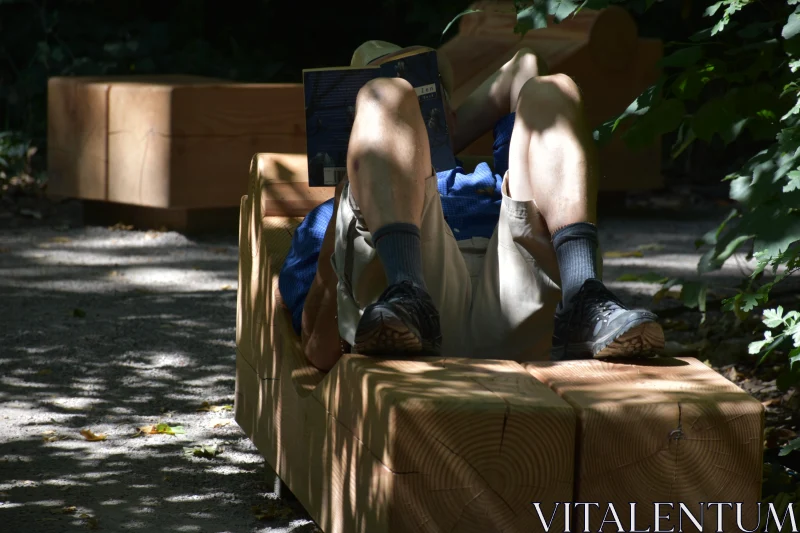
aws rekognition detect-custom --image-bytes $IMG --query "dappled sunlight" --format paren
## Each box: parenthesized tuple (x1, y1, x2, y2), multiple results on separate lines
(0, 226, 308, 531)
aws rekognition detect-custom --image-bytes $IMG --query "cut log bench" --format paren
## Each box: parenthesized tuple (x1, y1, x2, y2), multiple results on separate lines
(48, 6, 661, 230)
(235, 153, 765, 533)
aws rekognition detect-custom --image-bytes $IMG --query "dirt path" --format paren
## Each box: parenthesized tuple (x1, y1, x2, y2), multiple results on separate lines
(0, 202, 789, 532)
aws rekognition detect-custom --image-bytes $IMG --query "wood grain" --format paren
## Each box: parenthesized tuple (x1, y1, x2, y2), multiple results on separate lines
(525, 357, 764, 532)
(47, 77, 110, 200)
(236, 160, 577, 532)
(105, 81, 306, 208)
(47, 75, 223, 202)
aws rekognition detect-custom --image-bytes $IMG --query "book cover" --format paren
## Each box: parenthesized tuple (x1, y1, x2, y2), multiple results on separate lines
(303, 50, 456, 187)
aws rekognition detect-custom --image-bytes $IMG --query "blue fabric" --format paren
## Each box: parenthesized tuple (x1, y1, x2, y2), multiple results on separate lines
(280, 113, 516, 334)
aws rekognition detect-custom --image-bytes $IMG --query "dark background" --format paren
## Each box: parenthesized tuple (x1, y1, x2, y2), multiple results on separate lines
(0, 0, 739, 185)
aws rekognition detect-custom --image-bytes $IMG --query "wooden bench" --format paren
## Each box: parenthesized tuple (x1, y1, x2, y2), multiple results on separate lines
(440, 2, 664, 191)
(235, 153, 764, 533)
(47, 6, 663, 231)
(47, 76, 306, 230)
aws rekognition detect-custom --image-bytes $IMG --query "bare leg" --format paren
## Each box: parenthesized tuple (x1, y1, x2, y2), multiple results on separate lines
(347, 77, 430, 231)
(507, 73, 598, 232)
(507, 73, 663, 359)
(345, 77, 442, 356)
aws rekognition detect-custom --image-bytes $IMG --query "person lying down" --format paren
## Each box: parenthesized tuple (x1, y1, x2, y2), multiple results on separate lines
(279, 40, 666, 371)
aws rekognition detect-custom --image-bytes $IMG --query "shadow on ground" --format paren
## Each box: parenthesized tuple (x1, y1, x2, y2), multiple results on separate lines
(0, 224, 316, 533)
(0, 209, 782, 532)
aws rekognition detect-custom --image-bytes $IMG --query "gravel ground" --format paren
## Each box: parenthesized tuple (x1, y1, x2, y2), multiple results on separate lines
(0, 199, 784, 532)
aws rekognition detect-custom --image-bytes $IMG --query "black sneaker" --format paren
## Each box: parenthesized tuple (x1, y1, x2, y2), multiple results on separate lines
(353, 281, 442, 357)
(551, 278, 665, 360)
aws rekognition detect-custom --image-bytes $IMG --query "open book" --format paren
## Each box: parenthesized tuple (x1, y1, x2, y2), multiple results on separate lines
(302, 50, 456, 187)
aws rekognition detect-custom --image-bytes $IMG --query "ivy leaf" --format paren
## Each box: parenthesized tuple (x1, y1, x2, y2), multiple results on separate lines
(692, 97, 741, 144)
(698, 233, 753, 273)
(441, 8, 483, 37)
(680, 281, 708, 314)
(515, 4, 549, 34)
(783, 6, 800, 41)
(624, 98, 686, 150)
(763, 307, 785, 329)
(779, 437, 800, 456)
(749, 331, 773, 355)
(784, 171, 800, 193)
(705, 1, 723, 17)
(660, 46, 704, 68)
(752, 211, 800, 261)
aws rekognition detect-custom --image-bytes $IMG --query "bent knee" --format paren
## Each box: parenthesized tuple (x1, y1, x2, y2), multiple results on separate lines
(517, 73, 583, 116)
(511, 47, 548, 78)
(356, 77, 419, 117)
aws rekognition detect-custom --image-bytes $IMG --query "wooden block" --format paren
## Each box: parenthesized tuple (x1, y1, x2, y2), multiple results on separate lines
(47, 76, 222, 202)
(48, 77, 109, 200)
(249, 153, 332, 217)
(235, 306, 576, 532)
(237, 161, 577, 531)
(108, 82, 307, 209)
(525, 357, 764, 532)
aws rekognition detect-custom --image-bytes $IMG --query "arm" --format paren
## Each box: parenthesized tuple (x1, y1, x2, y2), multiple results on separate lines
(301, 180, 347, 372)
(451, 48, 546, 154)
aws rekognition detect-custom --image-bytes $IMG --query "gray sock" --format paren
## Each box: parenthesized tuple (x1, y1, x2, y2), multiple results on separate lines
(552, 222, 599, 308)
(372, 223, 426, 288)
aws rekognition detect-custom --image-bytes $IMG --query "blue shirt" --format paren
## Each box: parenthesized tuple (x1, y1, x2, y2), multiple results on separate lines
(279, 113, 516, 334)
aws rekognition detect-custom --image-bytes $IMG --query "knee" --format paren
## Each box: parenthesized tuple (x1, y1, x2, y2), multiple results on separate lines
(516, 73, 583, 120)
(511, 47, 548, 79)
(355, 77, 419, 118)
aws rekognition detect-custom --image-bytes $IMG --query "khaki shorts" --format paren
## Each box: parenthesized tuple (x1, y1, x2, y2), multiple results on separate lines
(331, 172, 562, 362)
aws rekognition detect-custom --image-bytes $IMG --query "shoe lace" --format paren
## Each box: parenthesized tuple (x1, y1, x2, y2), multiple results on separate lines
(561, 281, 625, 360)
(382, 281, 440, 332)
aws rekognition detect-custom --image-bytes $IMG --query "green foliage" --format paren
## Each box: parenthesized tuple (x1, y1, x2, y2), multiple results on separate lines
(469, 0, 800, 449)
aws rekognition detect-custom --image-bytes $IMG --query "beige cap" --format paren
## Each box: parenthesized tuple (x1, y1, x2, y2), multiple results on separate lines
(350, 40, 404, 67)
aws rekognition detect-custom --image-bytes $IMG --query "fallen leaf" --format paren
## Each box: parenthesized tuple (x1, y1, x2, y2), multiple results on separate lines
(79, 513, 90, 519)
(37, 368, 52, 376)
(42, 430, 65, 443)
(616, 272, 668, 283)
(212, 420, 231, 428)
(73, 308, 86, 318)
(636, 243, 664, 252)
(726, 366, 743, 382)
(49, 236, 72, 244)
(197, 401, 233, 413)
(653, 289, 681, 305)
(762, 398, 781, 408)
(134, 423, 185, 437)
(220, 285, 232, 291)
(79, 429, 107, 442)
(109, 222, 133, 231)
(603, 250, 644, 258)
(183, 444, 223, 459)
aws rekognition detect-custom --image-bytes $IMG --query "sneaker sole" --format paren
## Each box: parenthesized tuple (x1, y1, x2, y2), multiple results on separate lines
(551, 319, 665, 361)
(353, 308, 429, 356)
(594, 320, 665, 359)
